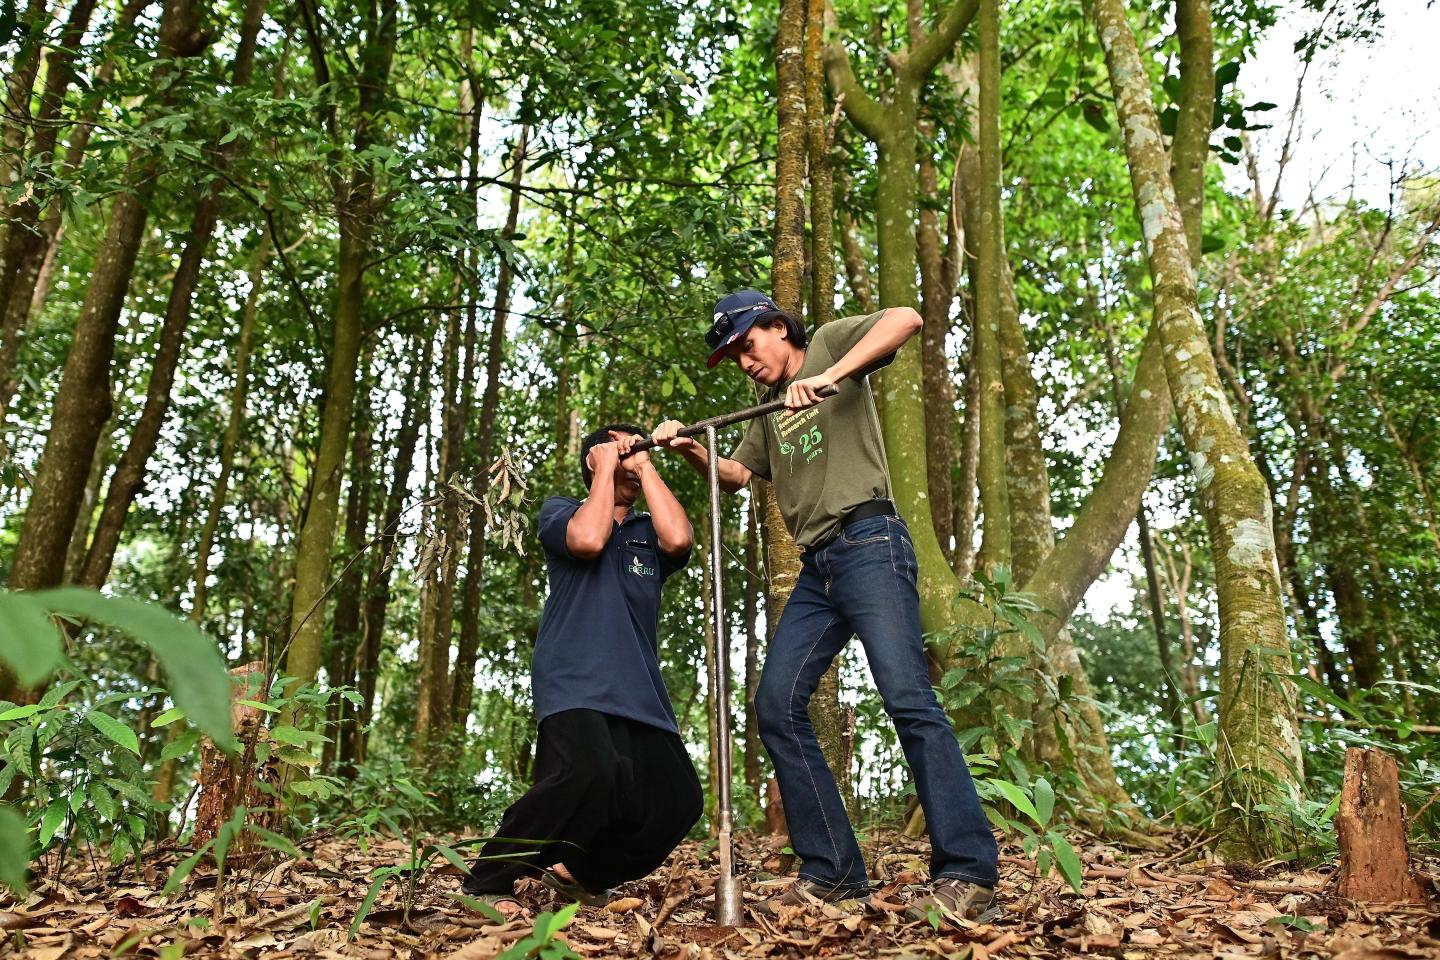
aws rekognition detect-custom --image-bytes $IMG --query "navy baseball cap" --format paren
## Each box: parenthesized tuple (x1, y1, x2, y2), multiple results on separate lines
(706, 289, 784, 368)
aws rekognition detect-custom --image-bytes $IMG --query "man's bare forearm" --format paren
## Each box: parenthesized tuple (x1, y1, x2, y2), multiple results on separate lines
(826, 306, 922, 382)
(636, 463, 693, 555)
(675, 440, 751, 493)
(566, 465, 617, 557)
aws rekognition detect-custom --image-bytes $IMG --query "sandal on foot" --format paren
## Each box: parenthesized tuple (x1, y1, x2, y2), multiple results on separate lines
(460, 891, 526, 921)
(542, 870, 610, 907)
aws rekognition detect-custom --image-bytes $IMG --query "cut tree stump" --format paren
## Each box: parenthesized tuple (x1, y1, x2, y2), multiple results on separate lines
(1335, 747, 1427, 902)
(193, 662, 281, 847)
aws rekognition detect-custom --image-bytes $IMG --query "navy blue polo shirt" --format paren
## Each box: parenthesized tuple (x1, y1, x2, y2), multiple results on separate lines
(531, 496, 691, 734)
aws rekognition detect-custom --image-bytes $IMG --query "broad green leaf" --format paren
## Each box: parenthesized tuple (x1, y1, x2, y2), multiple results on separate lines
(432, 843, 471, 874)
(1032, 776, 1055, 828)
(1046, 831, 1084, 893)
(270, 724, 325, 746)
(38, 589, 235, 750)
(160, 730, 201, 762)
(0, 592, 63, 688)
(1288, 674, 1365, 721)
(39, 680, 83, 709)
(448, 892, 505, 924)
(985, 778, 1040, 826)
(152, 707, 185, 727)
(247, 824, 300, 858)
(0, 806, 30, 894)
(86, 710, 141, 755)
(88, 781, 118, 821)
(349, 868, 399, 940)
(164, 841, 214, 894)
(39, 797, 68, 846)
(0, 704, 45, 722)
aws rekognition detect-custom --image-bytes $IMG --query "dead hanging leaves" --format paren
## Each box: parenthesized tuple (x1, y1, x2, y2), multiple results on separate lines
(414, 449, 531, 585)
(4, 826, 1436, 959)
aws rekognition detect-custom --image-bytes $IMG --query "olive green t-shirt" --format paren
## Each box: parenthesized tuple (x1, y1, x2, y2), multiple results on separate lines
(730, 310, 895, 550)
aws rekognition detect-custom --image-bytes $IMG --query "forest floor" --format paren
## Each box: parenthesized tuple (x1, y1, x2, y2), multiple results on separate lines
(2, 827, 1436, 959)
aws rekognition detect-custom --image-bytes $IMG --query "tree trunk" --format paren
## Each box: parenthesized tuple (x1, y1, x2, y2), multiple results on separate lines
(838, 206, 877, 314)
(350, 334, 429, 769)
(0, 0, 101, 420)
(283, 0, 398, 709)
(774, 0, 807, 315)
(191, 233, 271, 623)
(953, 342, 980, 580)
(11, 0, 151, 342)
(806, 0, 836, 329)
(63, 428, 112, 584)
(325, 355, 373, 773)
(917, 140, 958, 562)
(413, 311, 464, 756)
(0, 0, 52, 265)
(786, 0, 850, 806)
(78, 0, 267, 589)
(742, 506, 762, 802)
(1092, 0, 1303, 858)
(451, 123, 526, 728)
(824, 0, 981, 632)
(6, 0, 211, 601)
(1100, 315, 1184, 744)
(967, 30, 1012, 576)
(417, 45, 484, 747)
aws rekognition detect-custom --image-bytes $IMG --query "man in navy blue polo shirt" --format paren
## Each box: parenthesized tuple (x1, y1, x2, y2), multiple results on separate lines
(462, 425, 701, 917)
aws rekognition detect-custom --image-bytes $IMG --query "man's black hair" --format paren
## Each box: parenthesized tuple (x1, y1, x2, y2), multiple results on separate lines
(760, 309, 808, 349)
(580, 423, 649, 488)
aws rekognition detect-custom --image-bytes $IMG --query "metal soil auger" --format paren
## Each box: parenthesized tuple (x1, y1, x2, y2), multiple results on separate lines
(631, 383, 838, 927)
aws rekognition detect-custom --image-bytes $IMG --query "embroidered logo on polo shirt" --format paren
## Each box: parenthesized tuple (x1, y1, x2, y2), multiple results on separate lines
(629, 554, 657, 578)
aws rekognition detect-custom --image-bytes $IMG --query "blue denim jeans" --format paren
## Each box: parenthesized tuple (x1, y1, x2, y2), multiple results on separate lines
(755, 514, 999, 893)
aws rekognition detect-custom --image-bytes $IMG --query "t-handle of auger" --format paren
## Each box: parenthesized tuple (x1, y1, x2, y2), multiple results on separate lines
(626, 383, 840, 454)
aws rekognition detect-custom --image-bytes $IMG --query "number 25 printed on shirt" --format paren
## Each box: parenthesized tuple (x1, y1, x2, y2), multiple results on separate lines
(776, 407, 825, 476)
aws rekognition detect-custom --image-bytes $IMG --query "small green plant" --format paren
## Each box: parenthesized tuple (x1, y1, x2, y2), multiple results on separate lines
(163, 804, 300, 909)
(345, 779, 503, 938)
(0, 587, 237, 896)
(1, 680, 168, 872)
(979, 775, 1084, 892)
(929, 567, 1085, 892)
(498, 903, 582, 960)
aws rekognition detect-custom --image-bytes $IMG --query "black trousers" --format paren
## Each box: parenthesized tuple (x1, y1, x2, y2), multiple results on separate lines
(464, 708, 703, 894)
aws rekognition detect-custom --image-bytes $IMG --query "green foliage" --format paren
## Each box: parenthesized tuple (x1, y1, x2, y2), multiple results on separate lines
(0, 805, 29, 895)
(0, 588, 235, 750)
(928, 569, 1083, 891)
(499, 903, 582, 960)
(1, 680, 165, 876)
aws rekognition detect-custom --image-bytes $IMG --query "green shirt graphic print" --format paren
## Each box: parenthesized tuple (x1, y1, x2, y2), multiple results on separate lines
(730, 310, 895, 550)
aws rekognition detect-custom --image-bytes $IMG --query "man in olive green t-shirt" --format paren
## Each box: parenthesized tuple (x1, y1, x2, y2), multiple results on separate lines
(651, 289, 998, 921)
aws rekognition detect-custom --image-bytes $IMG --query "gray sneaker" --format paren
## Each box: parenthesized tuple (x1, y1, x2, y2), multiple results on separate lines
(905, 878, 997, 924)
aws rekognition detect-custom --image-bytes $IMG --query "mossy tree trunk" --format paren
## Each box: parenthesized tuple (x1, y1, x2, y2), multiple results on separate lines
(767, 0, 850, 806)
(283, 0, 399, 713)
(79, 0, 268, 589)
(1091, 0, 1302, 858)
(5, 0, 210, 607)
(824, 0, 980, 633)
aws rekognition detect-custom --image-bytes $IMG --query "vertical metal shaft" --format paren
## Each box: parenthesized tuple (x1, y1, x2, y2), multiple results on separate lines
(706, 425, 743, 926)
